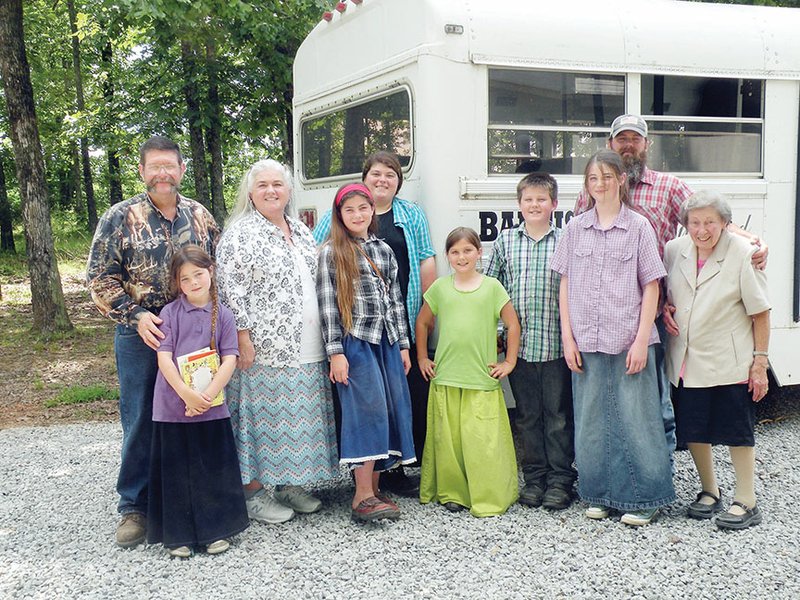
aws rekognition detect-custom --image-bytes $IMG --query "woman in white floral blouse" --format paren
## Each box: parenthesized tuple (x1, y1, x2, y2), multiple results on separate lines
(216, 160, 338, 524)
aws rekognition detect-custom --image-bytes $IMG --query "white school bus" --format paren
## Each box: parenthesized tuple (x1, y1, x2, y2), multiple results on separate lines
(292, 0, 800, 388)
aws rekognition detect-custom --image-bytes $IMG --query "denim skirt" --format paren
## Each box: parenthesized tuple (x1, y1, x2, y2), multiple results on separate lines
(336, 333, 416, 471)
(572, 347, 675, 511)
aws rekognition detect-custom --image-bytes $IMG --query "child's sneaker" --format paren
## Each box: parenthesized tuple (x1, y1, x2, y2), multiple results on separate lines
(621, 508, 659, 527)
(518, 484, 545, 507)
(206, 539, 230, 555)
(169, 546, 192, 558)
(585, 505, 610, 520)
(246, 489, 295, 524)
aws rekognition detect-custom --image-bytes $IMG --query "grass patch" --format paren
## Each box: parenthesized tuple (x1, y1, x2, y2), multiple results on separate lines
(0, 210, 92, 279)
(45, 384, 119, 408)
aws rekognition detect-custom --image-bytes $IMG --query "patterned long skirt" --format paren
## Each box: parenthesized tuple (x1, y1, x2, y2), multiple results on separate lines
(227, 360, 339, 485)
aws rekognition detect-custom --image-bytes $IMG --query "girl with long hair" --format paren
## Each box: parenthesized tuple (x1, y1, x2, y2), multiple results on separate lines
(317, 183, 416, 522)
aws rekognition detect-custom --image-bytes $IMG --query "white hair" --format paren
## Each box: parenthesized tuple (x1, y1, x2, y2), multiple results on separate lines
(225, 159, 295, 229)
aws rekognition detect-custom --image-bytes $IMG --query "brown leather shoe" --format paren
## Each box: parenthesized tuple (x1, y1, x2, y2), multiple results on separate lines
(116, 513, 146, 548)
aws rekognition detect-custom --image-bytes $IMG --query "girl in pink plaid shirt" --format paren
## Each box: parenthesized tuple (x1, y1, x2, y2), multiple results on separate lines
(551, 150, 675, 527)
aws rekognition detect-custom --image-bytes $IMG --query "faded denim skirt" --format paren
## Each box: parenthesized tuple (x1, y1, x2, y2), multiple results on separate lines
(572, 347, 675, 511)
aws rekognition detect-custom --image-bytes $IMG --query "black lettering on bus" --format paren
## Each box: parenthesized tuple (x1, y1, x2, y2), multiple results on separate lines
(479, 211, 498, 241)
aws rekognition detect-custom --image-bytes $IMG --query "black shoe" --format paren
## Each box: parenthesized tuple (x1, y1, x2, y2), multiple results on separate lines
(380, 468, 419, 498)
(541, 486, 573, 510)
(443, 502, 464, 512)
(687, 488, 723, 520)
(715, 501, 762, 530)
(518, 484, 545, 507)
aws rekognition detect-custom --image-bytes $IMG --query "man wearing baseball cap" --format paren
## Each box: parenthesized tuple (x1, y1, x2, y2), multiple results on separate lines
(574, 113, 768, 462)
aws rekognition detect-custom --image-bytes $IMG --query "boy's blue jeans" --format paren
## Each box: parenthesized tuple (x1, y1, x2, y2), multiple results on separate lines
(508, 358, 576, 491)
(114, 324, 158, 515)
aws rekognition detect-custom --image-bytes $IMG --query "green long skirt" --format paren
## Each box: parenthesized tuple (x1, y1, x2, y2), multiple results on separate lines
(420, 383, 519, 517)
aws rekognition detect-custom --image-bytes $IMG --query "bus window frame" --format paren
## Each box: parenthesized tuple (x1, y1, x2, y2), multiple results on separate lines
(640, 74, 765, 178)
(298, 83, 415, 186)
(486, 67, 626, 176)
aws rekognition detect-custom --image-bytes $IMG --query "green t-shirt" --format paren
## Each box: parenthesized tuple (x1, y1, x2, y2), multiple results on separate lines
(424, 275, 510, 391)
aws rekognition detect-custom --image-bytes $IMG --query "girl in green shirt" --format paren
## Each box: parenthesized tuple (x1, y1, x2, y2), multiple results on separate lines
(416, 227, 521, 517)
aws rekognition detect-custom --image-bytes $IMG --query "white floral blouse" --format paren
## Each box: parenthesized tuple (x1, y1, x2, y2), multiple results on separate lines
(216, 211, 320, 368)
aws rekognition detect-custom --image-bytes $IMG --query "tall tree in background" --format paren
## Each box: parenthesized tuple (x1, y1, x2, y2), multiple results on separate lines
(66, 0, 98, 231)
(0, 0, 73, 333)
(100, 40, 123, 205)
(180, 40, 210, 209)
(0, 147, 16, 253)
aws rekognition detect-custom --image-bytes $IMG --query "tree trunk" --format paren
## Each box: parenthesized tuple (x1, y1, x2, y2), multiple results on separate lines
(101, 41, 123, 205)
(0, 0, 73, 334)
(205, 40, 226, 223)
(180, 41, 210, 209)
(0, 151, 16, 253)
(67, 0, 97, 232)
(70, 142, 83, 214)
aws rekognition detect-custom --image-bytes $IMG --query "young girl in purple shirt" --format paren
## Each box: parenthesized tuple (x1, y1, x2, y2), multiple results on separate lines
(147, 246, 248, 557)
(551, 150, 675, 527)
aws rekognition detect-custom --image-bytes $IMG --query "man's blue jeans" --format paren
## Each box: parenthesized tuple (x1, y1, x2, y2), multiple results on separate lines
(114, 324, 158, 515)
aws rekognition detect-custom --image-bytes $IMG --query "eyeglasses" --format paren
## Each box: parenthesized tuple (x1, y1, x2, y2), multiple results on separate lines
(145, 164, 180, 175)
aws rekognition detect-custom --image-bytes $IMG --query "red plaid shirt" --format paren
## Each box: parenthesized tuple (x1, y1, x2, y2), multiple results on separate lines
(575, 167, 692, 258)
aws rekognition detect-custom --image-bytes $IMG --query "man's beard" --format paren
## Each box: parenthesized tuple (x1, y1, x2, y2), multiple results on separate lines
(621, 150, 647, 185)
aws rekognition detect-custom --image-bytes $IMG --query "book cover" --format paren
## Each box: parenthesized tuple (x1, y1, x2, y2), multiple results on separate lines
(176, 346, 224, 407)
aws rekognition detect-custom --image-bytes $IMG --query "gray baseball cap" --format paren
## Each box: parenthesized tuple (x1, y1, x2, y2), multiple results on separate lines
(610, 114, 648, 138)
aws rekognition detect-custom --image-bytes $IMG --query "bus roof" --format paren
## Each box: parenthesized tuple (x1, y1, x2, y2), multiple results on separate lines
(295, 0, 800, 102)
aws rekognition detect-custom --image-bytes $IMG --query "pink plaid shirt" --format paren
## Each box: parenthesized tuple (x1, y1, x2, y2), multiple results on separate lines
(575, 167, 692, 258)
(550, 204, 665, 355)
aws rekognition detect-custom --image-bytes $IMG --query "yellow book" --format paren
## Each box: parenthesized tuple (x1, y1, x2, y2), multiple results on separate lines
(176, 347, 224, 407)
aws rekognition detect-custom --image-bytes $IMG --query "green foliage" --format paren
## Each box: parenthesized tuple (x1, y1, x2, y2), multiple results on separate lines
(0, 210, 92, 277)
(1, 0, 327, 243)
(45, 383, 119, 408)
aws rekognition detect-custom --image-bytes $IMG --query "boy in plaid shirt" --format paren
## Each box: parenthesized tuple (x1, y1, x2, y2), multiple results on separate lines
(486, 172, 575, 510)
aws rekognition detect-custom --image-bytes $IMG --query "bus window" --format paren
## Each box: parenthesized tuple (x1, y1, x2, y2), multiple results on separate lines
(641, 75, 764, 174)
(301, 89, 412, 181)
(488, 69, 625, 175)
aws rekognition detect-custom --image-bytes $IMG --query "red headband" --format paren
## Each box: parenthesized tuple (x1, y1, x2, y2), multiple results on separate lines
(335, 183, 372, 207)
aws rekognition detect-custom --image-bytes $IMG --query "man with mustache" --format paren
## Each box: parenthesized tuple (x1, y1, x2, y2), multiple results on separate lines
(87, 136, 220, 548)
(574, 114, 768, 463)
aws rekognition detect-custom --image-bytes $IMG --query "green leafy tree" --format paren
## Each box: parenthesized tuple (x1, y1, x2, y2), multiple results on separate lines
(0, 0, 73, 334)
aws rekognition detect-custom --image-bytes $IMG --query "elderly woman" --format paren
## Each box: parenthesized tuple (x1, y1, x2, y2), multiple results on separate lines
(216, 159, 338, 524)
(313, 151, 436, 496)
(664, 190, 770, 530)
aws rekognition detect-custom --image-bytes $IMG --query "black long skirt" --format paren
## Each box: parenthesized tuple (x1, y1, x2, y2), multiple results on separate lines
(147, 418, 249, 549)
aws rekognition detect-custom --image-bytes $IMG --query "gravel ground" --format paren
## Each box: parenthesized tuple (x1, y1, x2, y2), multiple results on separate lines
(1, 419, 799, 600)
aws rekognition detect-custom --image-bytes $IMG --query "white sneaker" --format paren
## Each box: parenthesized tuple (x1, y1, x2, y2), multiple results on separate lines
(274, 485, 322, 514)
(585, 505, 610, 520)
(206, 539, 230, 555)
(169, 546, 192, 558)
(621, 508, 659, 527)
(246, 490, 295, 524)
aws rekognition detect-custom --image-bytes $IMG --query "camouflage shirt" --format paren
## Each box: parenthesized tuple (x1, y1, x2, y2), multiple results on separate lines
(86, 192, 220, 327)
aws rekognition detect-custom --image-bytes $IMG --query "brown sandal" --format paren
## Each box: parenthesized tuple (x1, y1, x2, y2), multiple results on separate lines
(351, 496, 401, 522)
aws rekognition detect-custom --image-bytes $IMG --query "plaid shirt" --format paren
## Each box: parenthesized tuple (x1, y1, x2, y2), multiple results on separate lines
(86, 193, 220, 327)
(485, 223, 563, 362)
(313, 197, 435, 340)
(317, 235, 410, 357)
(550, 205, 665, 355)
(575, 167, 692, 258)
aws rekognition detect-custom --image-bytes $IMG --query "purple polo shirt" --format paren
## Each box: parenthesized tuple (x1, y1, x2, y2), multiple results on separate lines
(152, 295, 239, 423)
(550, 204, 665, 355)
